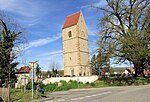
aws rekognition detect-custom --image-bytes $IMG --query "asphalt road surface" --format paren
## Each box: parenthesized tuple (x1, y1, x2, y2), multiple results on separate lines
(34, 85, 150, 102)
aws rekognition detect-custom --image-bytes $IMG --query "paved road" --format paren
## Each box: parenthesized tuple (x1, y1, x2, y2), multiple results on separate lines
(33, 85, 150, 102)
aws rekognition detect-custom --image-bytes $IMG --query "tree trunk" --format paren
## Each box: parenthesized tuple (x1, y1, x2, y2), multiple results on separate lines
(134, 62, 144, 77)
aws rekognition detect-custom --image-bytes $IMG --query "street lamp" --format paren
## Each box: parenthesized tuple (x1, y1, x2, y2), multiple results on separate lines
(29, 61, 38, 99)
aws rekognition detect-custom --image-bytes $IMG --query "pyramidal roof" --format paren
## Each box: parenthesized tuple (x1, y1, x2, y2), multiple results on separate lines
(62, 12, 81, 29)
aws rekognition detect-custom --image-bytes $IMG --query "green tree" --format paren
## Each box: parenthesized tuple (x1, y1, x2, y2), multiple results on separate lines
(0, 17, 23, 101)
(91, 54, 97, 75)
(96, 0, 150, 76)
(91, 50, 110, 75)
(0, 19, 22, 81)
(36, 63, 41, 76)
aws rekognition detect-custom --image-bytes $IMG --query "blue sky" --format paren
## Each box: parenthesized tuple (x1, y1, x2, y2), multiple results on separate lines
(0, 0, 131, 71)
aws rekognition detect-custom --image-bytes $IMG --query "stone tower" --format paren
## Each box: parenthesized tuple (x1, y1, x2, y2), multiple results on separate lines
(62, 11, 91, 76)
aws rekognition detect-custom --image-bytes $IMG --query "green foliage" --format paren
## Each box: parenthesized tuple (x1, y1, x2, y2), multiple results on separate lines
(26, 81, 32, 90)
(102, 77, 150, 86)
(0, 18, 22, 80)
(90, 82, 95, 86)
(57, 70, 64, 77)
(37, 82, 45, 89)
(44, 83, 58, 92)
(44, 80, 78, 92)
(44, 80, 108, 92)
(44, 80, 83, 92)
(96, 0, 150, 76)
(91, 52, 110, 75)
(43, 77, 150, 92)
(68, 80, 78, 88)
(36, 64, 41, 76)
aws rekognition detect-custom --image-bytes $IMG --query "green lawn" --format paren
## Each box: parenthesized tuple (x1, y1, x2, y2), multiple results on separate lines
(10, 89, 42, 102)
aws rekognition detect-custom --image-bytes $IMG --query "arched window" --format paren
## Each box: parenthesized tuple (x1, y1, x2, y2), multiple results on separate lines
(70, 57, 71, 61)
(81, 30, 85, 37)
(68, 31, 72, 37)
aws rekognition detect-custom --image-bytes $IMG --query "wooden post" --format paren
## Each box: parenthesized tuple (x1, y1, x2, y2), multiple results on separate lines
(24, 78, 26, 93)
(21, 78, 22, 92)
(8, 84, 10, 102)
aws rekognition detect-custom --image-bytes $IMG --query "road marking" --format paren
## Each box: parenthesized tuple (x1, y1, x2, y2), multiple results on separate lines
(70, 91, 112, 101)
(71, 97, 84, 101)
(57, 99, 66, 102)
(89, 91, 112, 97)
(46, 91, 112, 102)
(98, 91, 112, 95)
(85, 95, 92, 98)
(91, 94, 99, 97)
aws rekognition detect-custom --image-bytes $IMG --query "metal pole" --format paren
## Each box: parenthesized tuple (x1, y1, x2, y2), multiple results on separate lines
(29, 61, 37, 99)
(32, 63, 34, 99)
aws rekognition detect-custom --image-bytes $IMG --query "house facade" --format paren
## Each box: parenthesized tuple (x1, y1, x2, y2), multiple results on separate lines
(15, 66, 31, 88)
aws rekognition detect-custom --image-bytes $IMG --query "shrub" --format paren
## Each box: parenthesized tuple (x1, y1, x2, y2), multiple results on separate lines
(68, 80, 78, 89)
(38, 82, 45, 89)
(101, 77, 150, 86)
(90, 82, 95, 86)
(43, 77, 150, 92)
(86, 82, 90, 85)
(44, 83, 57, 92)
(26, 81, 32, 90)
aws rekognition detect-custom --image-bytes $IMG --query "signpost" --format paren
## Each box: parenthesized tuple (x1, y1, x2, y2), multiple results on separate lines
(29, 61, 38, 99)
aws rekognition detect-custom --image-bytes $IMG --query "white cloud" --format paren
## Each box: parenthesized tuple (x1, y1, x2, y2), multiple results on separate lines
(0, 0, 49, 26)
(78, 0, 107, 9)
(79, 5, 91, 9)
(88, 29, 97, 36)
(93, 0, 107, 7)
(0, 0, 43, 17)
(24, 33, 61, 50)
(27, 18, 41, 26)
(42, 50, 62, 56)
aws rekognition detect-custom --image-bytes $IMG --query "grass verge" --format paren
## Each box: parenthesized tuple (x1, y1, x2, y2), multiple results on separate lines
(10, 88, 42, 102)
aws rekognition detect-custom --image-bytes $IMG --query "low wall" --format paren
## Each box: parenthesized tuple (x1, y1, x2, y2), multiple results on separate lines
(42, 75, 98, 85)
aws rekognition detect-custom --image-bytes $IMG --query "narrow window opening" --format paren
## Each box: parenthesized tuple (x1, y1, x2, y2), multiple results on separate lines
(68, 31, 72, 37)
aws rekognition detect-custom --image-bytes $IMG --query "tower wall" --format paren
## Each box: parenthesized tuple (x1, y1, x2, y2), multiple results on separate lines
(62, 12, 91, 76)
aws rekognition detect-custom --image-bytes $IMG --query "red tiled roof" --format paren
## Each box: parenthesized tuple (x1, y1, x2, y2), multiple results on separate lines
(62, 12, 80, 29)
(17, 66, 31, 73)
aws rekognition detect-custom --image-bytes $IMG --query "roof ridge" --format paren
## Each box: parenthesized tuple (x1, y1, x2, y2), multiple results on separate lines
(66, 11, 80, 17)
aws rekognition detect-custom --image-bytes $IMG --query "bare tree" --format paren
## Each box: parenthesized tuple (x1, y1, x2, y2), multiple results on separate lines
(48, 61, 60, 77)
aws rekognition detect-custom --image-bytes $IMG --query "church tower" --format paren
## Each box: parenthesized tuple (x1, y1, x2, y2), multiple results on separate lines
(62, 11, 91, 76)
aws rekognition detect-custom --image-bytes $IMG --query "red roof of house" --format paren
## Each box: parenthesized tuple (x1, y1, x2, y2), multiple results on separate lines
(62, 12, 80, 29)
(17, 66, 31, 73)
